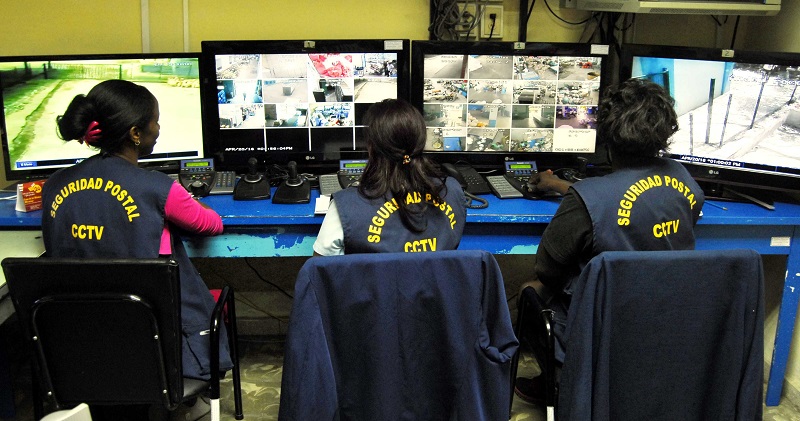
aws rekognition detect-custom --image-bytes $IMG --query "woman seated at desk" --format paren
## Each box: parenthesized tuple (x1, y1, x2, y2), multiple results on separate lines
(40, 80, 233, 418)
(314, 99, 466, 255)
(514, 78, 706, 404)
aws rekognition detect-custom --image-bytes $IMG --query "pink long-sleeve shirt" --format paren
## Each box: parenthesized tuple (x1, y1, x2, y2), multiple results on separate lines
(159, 182, 223, 254)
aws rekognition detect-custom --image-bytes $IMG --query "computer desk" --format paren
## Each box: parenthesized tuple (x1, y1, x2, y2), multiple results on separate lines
(1, 188, 799, 406)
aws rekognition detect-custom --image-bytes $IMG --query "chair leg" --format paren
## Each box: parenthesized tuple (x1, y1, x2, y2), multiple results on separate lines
(211, 286, 244, 420)
(226, 289, 244, 420)
(509, 287, 532, 414)
(32, 365, 44, 420)
(541, 309, 556, 421)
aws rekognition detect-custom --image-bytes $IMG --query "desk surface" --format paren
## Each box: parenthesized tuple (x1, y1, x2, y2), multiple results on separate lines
(2, 188, 800, 228)
(2, 187, 800, 406)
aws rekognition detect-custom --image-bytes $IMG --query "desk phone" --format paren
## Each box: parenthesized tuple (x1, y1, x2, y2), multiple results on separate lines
(487, 161, 544, 200)
(318, 174, 342, 196)
(337, 159, 367, 189)
(178, 158, 236, 196)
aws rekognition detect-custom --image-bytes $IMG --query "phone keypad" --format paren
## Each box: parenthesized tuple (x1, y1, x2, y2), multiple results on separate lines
(486, 175, 523, 199)
(319, 174, 342, 196)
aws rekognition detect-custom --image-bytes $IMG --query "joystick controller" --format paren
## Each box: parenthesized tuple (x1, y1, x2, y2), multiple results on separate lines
(272, 160, 310, 204)
(233, 157, 270, 200)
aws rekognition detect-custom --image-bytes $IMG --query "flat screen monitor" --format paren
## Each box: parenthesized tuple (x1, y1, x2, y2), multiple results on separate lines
(0, 53, 204, 182)
(411, 41, 610, 170)
(200, 39, 410, 172)
(620, 44, 800, 197)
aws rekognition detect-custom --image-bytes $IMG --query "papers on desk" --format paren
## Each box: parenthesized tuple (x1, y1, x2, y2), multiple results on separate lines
(315, 195, 331, 214)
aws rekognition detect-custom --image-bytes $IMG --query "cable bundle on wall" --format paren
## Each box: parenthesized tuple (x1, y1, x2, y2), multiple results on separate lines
(429, 0, 491, 41)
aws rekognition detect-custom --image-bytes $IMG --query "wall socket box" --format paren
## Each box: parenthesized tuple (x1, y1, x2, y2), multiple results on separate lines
(457, 3, 479, 32)
(481, 5, 503, 39)
(456, 2, 503, 39)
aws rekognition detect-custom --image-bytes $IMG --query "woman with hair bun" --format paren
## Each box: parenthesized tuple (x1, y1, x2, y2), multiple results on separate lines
(313, 98, 466, 255)
(42, 80, 232, 388)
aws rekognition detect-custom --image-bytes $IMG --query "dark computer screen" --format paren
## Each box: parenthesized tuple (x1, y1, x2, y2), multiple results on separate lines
(0, 53, 204, 181)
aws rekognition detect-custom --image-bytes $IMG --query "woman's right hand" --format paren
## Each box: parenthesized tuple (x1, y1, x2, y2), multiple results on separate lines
(526, 169, 573, 195)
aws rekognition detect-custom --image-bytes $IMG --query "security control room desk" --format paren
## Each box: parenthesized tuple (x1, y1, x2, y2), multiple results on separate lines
(1, 190, 800, 405)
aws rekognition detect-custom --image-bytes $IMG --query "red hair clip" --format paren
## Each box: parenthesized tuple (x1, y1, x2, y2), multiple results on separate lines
(81, 121, 101, 145)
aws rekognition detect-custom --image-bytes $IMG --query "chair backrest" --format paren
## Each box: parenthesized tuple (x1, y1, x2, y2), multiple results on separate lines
(558, 249, 764, 421)
(39, 403, 93, 421)
(278, 249, 519, 421)
(1, 257, 184, 408)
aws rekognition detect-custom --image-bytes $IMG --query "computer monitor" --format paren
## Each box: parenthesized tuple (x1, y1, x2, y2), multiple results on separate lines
(200, 39, 410, 172)
(411, 41, 610, 171)
(0, 53, 204, 182)
(620, 43, 800, 197)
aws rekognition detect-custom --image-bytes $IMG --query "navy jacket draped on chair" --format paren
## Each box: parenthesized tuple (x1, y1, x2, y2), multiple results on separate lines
(558, 249, 764, 421)
(278, 250, 519, 421)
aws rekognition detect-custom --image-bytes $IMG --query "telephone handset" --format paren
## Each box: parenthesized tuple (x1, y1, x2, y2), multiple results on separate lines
(338, 159, 367, 188)
(441, 162, 491, 195)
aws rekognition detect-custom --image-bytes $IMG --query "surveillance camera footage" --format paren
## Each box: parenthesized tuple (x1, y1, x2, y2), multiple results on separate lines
(632, 56, 800, 175)
(421, 53, 601, 153)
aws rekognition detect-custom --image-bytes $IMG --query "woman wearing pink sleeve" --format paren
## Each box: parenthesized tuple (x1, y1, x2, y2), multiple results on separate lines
(41, 79, 231, 420)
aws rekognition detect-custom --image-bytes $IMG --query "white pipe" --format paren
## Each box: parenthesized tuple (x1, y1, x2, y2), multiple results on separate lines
(183, 0, 190, 52)
(141, 0, 151, 53)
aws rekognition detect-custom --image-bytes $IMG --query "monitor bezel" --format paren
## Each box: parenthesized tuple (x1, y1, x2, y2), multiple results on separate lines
(200, 39, 411, 173)
(0, 51, 205, 182)
(619, 43, 800, 195)
(410, 40, 611, 172)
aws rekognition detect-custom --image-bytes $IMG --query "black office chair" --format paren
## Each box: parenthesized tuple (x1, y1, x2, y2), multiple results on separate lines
(1, 257, 244, 421)
(510, 285, 558, 419)
(511, 249, 765, 421)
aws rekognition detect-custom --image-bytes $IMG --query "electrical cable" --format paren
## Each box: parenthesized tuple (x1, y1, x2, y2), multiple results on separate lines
(243, 257, 294, 299)
(543, 0, 597, 26)
(614, 13, 635, 32)
(464, 191, 489, 209)
(201, 262, 289, 321)
(526, 0, 537, 22)
(731, 15, 741, 49)
(235, 294, 286, 323)
(710, 15, 729, 27)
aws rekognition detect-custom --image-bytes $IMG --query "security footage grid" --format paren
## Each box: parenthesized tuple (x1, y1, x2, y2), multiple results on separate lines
(214, 53, 399, 153)
(421, 54, 601, 153)
(1, 58, 203, 173)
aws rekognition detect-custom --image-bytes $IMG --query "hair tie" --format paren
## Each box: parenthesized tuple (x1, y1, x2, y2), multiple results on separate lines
(402, 155, 411, 165)
(81, 121, 101, 146)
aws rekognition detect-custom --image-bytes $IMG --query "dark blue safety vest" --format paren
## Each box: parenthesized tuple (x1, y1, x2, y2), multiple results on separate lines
(42, 154, 232, 379)
(333, 177, 466, 254)
(572, 157, 704, 255)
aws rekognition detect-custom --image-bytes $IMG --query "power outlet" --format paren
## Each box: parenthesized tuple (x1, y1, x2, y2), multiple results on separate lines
(457, 3, 478, 33)
(481, 5, 503, 39)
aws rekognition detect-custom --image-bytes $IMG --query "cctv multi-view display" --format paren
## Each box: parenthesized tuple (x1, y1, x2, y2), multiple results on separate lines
(621, 44, 800, 194)
(201, 40, 410, 170)
(0, 53, 204, 181)
(412, 42, 607, 160)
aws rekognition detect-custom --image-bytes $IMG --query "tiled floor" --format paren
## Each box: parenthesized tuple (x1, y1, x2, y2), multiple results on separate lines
(4, 333, 800, 420)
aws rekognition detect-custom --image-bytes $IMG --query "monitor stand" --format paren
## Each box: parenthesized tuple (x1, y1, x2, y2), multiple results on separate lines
(700, 182, 775, 211)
